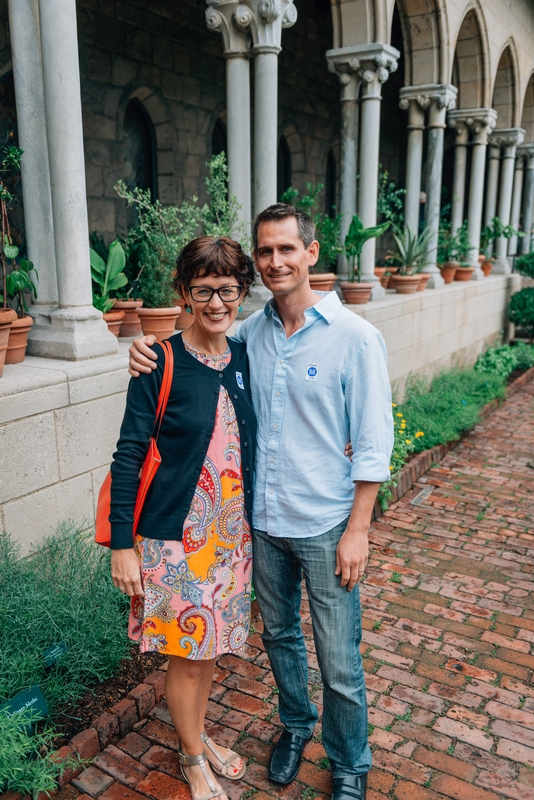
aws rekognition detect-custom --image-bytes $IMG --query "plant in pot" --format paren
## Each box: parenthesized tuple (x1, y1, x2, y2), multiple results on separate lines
(387, 226, 431, 294)
(280, 183, 342, 291)
(437, 223, 459, 283)
(510, 252, 534, 342)
(453, 220, 475, 281)
(479, 217, 523, 275)
(91, 232, 144, 337)
(0, 145, 37, 368)
(341, 215, 390, 304)
(90, 239, 129, 337)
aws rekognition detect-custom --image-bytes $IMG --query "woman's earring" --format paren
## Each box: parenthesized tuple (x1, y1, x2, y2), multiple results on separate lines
(238, 305, 243, 312)
(185, 304, 192, 314)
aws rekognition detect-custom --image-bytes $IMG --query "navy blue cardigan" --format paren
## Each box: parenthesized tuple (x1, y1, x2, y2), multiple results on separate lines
(109, 335, 257, 549)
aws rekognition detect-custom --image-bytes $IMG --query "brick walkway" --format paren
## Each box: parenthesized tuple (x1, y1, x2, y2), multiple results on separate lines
(59, 379, 534, 800)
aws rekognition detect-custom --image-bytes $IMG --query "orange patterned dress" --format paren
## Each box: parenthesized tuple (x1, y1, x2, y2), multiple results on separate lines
(128, 340, 252, 659)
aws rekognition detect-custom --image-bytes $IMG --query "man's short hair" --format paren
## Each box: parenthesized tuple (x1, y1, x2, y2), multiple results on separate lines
(253, 203, 316, 251)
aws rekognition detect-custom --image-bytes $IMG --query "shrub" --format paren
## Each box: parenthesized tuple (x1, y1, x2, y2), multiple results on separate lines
(0, 711, 74, 793)
(399, 369, 506, 453)
(515, 251, 534, 280)
(474, 345, 520, 378)
(0, 523, 130, 713)
(509, 287, 534, 342)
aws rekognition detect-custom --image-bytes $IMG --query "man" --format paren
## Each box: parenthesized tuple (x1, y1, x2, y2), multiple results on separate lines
(128, 204, 394, 800)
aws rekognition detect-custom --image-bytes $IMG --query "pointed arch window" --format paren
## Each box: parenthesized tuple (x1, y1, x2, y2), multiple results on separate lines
(277, 136, 292, 199)
(124, 99, 157, 201)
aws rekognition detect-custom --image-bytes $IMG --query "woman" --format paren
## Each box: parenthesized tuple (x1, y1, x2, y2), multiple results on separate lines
(109, 236, 257, 800)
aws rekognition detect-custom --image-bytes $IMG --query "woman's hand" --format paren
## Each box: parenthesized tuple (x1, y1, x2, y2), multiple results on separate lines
(129, 335, 158, 376)
(111, 548, 144, 597)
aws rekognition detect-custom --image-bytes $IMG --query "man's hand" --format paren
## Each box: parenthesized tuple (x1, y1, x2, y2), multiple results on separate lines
(129, 335, 158, 377)
(335, 527, 368, 592)
(111, 548, 144, 597)
(344, 441, 353, 461)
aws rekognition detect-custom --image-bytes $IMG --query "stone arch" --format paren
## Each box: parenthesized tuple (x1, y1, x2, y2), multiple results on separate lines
(389, 0, 449, 85)
(117, 78, 177, 206)
(451, 5, 490, 109)
(330, 0, 381, 49)
(492, 41, 520, 128)
(521, 72, 534, 143)
(211, 117, 227, 157)
(278, 122, 306, 188)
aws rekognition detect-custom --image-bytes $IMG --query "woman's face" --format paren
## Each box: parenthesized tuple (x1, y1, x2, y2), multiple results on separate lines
(183, 273, 246, 337)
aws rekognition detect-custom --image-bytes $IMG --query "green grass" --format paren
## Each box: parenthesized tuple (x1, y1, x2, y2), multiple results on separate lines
(0, 523, 130, 713)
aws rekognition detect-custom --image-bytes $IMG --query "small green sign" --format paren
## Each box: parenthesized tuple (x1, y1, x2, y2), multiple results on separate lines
(43, 640, 68, 668)
(0, 685, 49, 722)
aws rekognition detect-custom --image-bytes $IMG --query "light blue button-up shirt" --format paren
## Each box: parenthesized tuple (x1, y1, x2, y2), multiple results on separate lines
(233, 291, 394, 538)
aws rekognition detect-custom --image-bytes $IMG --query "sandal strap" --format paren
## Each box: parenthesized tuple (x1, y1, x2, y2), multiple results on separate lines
(179, 750, 225, 800)
(201, 732, 239, 772)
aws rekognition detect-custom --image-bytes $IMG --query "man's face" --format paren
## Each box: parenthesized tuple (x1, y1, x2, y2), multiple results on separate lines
(254, 216, 319, 297)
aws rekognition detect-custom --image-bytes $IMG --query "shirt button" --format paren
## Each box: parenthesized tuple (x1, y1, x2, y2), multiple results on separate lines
(234, 394, 238, 399)
(245, 466, 250, 472)
(275, 391, 280, 397)
(279, 360, 284, 365)
(219, 372, 224, 378)
(241, 420, 246, 425)
(247, 489, 251, 494)
(269, 489, 274, 494)
(244, 442, 248, 447)
(272, 424, 278, 430)
(269, 458, 274, 463)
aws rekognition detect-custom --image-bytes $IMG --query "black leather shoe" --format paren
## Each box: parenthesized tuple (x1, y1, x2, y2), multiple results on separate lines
(268, 729, 311, 784)
(331, 774, 368, 800)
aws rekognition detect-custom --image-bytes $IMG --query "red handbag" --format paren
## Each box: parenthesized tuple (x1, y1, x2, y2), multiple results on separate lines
(95, 339, 174, 547)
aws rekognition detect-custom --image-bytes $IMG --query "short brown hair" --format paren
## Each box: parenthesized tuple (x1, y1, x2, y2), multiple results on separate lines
(253, 203, 316, 251)
(174, 236, 256, 294)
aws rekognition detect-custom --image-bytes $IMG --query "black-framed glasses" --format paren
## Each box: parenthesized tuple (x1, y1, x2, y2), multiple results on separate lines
(189, 285, 242, 302)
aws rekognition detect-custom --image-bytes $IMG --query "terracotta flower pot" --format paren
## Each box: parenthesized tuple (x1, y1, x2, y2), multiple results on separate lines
(379, 273, 392, 289)
(309, 272, 337, 292)
(0, 308, 17, 377)
(386, 267, 399, 288)
(103, 310, 125, 338)
(138, 306, 181, 341)
(112, 299, 144, 336)
(391, 274, 421, 294)
(417, 273, 431, 292)
(440, 261, 458, 284)
(454, 267, 475, 282)
(5, 315, 34, 364)
(174, 297, 194, 330)
(481, 259, 493, 277)
(339, 281, 373, 305)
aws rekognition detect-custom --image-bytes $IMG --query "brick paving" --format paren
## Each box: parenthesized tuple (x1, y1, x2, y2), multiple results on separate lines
(59, 378, 534, 800)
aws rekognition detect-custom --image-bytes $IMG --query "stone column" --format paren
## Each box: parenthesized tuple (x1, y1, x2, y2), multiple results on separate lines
(37, 0, 116, 358)
(399, 89, 428, 235)
(422, 85, 457, 288)
(8, 0, 58, 354)
(326, 51, 360, 278)
(448, 109, 497, 278)
(484, 145, 501, 228)
(243, 0, 297, 214)
(206, 2, 252, 232)
(448, 120, 469, 234)
(508, 156, 524, 257)
(519, 145, 534, 254)
(490, 128, 525, 273)
(348, 44, 399, 299)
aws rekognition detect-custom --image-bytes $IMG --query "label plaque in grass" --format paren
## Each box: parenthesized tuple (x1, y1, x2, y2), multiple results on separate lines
(43, 640, 68, 668)
(0, 685, 49, 723)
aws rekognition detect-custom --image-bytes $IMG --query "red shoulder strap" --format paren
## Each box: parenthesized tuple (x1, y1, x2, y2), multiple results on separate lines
(153, 339, 174, 440)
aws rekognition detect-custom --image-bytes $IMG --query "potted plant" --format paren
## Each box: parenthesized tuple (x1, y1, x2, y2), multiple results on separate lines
(387, 226, 431, 294)
(453, 221, 475, 281)
(90, 239, 129, 336)
(437, 224, 459, 284)
(479, 218, 523, 276)
(91, 232, 144, 336)
(341, 215, 390, 304)
(0, 145, 37, 365)
(281, 183, 342, 291)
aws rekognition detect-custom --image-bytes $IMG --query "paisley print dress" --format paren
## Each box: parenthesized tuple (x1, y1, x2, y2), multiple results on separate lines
(128, 339, 252, 659)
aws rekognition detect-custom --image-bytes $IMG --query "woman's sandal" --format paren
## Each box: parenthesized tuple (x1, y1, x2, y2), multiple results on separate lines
(179, 751, 227, 800)
(200, 731, 247, 780)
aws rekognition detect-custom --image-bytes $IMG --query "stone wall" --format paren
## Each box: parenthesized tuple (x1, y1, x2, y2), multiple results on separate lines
(0, 277, 519, 553)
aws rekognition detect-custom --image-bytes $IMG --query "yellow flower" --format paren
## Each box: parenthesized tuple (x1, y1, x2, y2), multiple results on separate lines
(415, 431, 425, 438)
(392, 403, 397, 407)
(405, 439, 411, 445)
(389, 465, 393, 470)
(401, 421, 406, 427)
(396, 413, 403, 417)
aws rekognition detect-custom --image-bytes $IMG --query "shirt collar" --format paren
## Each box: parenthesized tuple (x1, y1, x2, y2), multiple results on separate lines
(264, 289, 341, 325)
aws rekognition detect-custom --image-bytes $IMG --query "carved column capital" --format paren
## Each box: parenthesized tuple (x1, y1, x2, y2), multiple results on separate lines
(205, 1, 253, 55)
(326, 44, 399, 100)
(447, 108, 497, 145)
(489, 127, 525, 158)
(518, 143, 534, 169)
(239, 0, 298, 54)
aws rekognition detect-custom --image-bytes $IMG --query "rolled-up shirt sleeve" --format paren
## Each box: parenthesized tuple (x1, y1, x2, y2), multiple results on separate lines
(344, 330, 394, 483)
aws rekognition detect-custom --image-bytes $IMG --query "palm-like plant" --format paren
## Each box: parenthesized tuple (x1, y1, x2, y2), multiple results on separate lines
(387, 226, 432, 275)
(344, 215, 390, 282)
